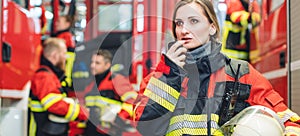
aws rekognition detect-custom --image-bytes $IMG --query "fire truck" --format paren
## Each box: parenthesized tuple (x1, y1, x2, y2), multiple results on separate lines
(0, 0, 43, 135)
(249, 0, 300, 114)
(1, 0, 299, 135)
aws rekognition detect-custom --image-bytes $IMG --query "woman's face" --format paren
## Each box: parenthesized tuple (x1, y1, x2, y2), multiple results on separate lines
(175, 2, 212, 49)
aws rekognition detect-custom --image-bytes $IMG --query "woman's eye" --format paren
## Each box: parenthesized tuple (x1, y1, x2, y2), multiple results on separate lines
(190, 19, 199, 24)
(175, 21, 184, 26)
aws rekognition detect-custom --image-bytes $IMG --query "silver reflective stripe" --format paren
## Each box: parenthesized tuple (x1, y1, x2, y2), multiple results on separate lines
(146, 83, 177, 106)
(167, 120, 219, 133)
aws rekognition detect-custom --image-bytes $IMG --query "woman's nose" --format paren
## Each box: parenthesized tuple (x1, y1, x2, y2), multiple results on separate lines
(181, 25, 190, 34)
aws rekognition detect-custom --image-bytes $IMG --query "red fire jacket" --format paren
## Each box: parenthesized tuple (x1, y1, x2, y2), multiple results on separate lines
(134, 43, 300, 135)
(84, 70, 138, 135)
(54, 29, 75, 50)
(29, 57, 88, 136)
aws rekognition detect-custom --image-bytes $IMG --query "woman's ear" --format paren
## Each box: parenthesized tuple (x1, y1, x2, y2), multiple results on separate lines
(209, 25, 216, 36)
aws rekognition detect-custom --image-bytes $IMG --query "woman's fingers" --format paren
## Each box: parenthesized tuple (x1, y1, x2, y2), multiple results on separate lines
(166, 40, 187, 68)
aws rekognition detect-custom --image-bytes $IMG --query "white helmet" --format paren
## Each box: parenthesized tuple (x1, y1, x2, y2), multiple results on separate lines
(217, 105, 284, 136)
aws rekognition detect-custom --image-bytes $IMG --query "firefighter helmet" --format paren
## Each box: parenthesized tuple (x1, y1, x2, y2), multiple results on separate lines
(218, 105, 284, 136)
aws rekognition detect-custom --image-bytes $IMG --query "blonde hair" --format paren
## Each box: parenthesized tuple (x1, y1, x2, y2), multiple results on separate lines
(43, 38, 66, 57)
(172, 0, 220, 41)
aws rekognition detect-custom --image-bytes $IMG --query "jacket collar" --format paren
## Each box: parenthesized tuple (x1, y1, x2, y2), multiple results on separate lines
(40, 56, 65, 81)
(95, 69, 110, 86)
(184, 41, 226, 73)
(52, 29, 71, 37)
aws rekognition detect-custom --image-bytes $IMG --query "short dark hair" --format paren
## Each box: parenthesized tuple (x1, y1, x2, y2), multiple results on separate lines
(94, 49, 112, 63)
(61, 15, 74, 28)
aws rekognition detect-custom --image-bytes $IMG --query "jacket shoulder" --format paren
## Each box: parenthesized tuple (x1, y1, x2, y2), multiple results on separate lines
(225, 58, 249, 79)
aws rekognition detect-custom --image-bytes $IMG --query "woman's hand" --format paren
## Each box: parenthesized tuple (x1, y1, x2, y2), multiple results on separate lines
(166, 40, 187, 68)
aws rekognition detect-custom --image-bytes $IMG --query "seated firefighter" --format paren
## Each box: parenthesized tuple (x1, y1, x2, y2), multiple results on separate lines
(84, 49, 138, 136)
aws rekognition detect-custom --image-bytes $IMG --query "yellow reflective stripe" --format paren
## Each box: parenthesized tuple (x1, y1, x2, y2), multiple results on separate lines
(77, 122, 87, 128)
(277, 109, 300, 122)
(121, 103, 134, 117)
(29, 100, 46, 112)
(121, 91, 138, 102)
(85, 96, 96, 107)
(285, 126, 300, 136)
(166, 128, 222, 136)
(251, 12, 261, 25)
(148, 77, 180, 99)
(230, 11, 249, 25)
(65, 103, 80, 121)
(167, 114, 221, 136)
(97, 96, 122, 105)
(41, 93, 63, 110)
(170, 114, 219, 125)
(85, 95, 121, 107)
(221, 49, 248, 60)
(65, 51, 76, 87)
(223, 21, 243, 33)
(29, 112, 37, 136)
(144, 89, 176, 112)
(240, 12, 250, 27)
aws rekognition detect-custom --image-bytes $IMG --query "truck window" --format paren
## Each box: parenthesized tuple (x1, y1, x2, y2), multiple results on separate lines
(98, 4, 132, 31)
(13, 0, 26, 8)
(270, 0, 285, 13)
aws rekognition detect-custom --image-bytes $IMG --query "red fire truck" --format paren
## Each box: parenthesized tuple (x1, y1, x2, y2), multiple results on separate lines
(249, 0, 300, 114)
(0, 0, 43, 135)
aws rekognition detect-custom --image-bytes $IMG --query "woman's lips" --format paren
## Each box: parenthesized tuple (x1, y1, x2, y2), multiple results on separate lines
(181, 38, 192, 43)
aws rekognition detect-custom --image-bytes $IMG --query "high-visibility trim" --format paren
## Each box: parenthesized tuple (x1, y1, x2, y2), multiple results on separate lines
(146, 84, 178, 105)
(121, 103, 134, 117)
(41, 93, 63, 110)
(29, 99, 46, 112)
(221, 49, 248, 60)
(277, 109, 300, 122)
(85, 96, 96, 107)
(169, 114, 219, 125)
(166, 128, 222, 136)
(65, 103, 80, 121)
(223, 21, 243, 33)
(251, 12, 261, 25)
(64, 51, 76, 87)
(76, 122, 87, 128)
(85, 95, 122, 108)
(166, 114, 221, 136)
(29, 112, 37, 136)
(49, 114, 69, 123)
(284, 126, 300, 136)
(143, 77, 180, 111)
(148, 77, 180, 100)
(230, 11, 249, 25)
(121, 91, 138, 102)
(144, 89, 176, 112)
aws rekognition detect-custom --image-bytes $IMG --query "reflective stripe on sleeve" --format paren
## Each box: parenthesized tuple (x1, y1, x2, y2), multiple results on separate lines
(166, 114, 221, 136)
(277, 109, 300, 123)
(29, 99, 46, 112)
(121, 103, 134, 117)
(144, 77, 180, 112)
(41, 93, 63, 110)
(121, 91, 138, 102)
(65, 103, 80, 121)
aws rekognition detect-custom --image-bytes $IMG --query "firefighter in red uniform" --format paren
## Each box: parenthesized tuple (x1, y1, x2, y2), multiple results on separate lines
(133, 0, 300, 136)
(221, 0, 261, 61)
(28, 38, 89, 136)
(53, 15, 76, 91)
(84, 49, 138, 136)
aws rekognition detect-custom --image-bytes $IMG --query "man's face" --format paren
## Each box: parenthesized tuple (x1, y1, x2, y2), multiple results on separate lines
(90, 54, 111, 75)
(55, 16, 70, 31)
(56, 43, 67, 70)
